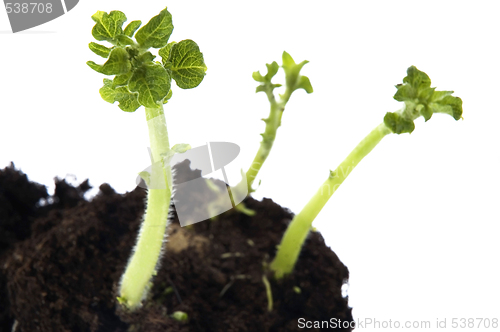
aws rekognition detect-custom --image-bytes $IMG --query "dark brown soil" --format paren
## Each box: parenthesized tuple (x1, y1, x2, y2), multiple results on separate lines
(0, 161, 353, 332)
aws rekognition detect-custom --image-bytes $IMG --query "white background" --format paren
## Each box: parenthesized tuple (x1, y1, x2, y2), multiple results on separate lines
(1, 1, 499, 330)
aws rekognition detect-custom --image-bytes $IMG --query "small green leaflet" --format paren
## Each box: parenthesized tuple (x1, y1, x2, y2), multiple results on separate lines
(253, 61, 282, 94)
(124, 20, 142, 37)
(91, 10, 126, 42)
(99, 79, 116, 103)
(253, 61, 279, 83)
(168, 40, 207, 89)
(426, 90, 463, 121)
(112, 72, 132, 88)
(383, 112, 415, 134)
(386, 66, 463, 134)
(87, 47, 131, 75)
(99, 79, 141, 112)
(159, 42, 177, 66)
(89, 42, 112, 58)
(296, 76, 313, 94)
(137, 52, 156, 64)
(163, 89, 173, 104)
(129, 63, 171, 108)
(135, 7, 173, 49)
(171, 143, 191, 153)
(282, 51, 313, 94)
(114, 86, 141, 112)
(162, 143, 191, 164)
(116, 35, 135, 46)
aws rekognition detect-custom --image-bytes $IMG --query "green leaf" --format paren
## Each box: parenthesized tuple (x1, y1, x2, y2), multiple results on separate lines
(393, 66, 463, 126)
(253, 61, 282, 94)
(265, 62, 279, 81)
(394, 67, 431, 101)
(163, 89, 173, 104)
(171, 143, 191, 154)
(256, 83, 281, 93)
(430, 95, 463, 120)
(384, 112, 415, 134)
(431, 90, 454, 102)
(296, 75, 313, 94)
(112, 72, 132, 87)
(162, 143, 191, 165)
(89, 42, 112, 58)
(126, 47, 139, 59)
(252, 71, 265, 82)
(169, 40, 207, 89)
(253, 61, 279, 83)
(99, 79, 141, 112)
(445, 96, 463, 120)
(137, 51, 156, 64)
(403, 66, 431, 90)
(114, 86, 141, 112)
(103, 47, 130, 75)
(282, 51, 309, 91)
(418, 87, 435, 101)
(159, 41, 177, 66)
(87, 47, 131, 75)
(129, 63, 171, 108)
(393, 84, 414, 101)
(99, 79, 116, 103)
(135, 7, 173, 49)
(116, 35, 135, 46)
(91, 10, 127, 42)
(255, 85, 266, 93)
(162, 144, 191, 165)
(124, 20, 142, 37)
(87, 61, 103, 73)
(429, 91, 463, 120)
(420, 105, 433, 122)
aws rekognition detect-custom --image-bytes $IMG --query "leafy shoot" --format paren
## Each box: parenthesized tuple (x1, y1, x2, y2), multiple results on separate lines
(88, 7, 206, 310)
(270, 66, 463, 279)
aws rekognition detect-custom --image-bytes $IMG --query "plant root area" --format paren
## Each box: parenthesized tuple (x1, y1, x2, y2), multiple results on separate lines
(0, 161, 353, 332)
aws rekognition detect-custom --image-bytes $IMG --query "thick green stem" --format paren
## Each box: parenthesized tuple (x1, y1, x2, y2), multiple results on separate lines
(245, 88, 292, 192)
(118, 105, 172, 309)
(270, 122, 392, 279)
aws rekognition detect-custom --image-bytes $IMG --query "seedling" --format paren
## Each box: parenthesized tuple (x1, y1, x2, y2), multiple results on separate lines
(242, 52, 313, 193)
(87, 6, 462, 312)
(171, 311, 189, 323)
(207, 52, 312, 216)
(269, 66, 463, 279)
(87, 7, 206, 309)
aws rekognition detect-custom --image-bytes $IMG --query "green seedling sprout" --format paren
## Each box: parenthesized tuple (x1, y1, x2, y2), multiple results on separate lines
(171, 311, 189, 322)
(209, 52, 311, 215)
(270, 66, 463, 279)
(87, 7, 206, 309)
(242, 52, 313, 193)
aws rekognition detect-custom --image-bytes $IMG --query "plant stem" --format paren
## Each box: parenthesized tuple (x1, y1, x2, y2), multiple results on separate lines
(119, 105, 172, 309)
(245, 88, 292, 192)
(270, 122, 392, 279)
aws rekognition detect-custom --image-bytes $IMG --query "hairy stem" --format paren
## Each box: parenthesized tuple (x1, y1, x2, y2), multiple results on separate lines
(270, 122, 392, 279)
(119, 105, 172, 309)
(245, 88, 292, 192)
